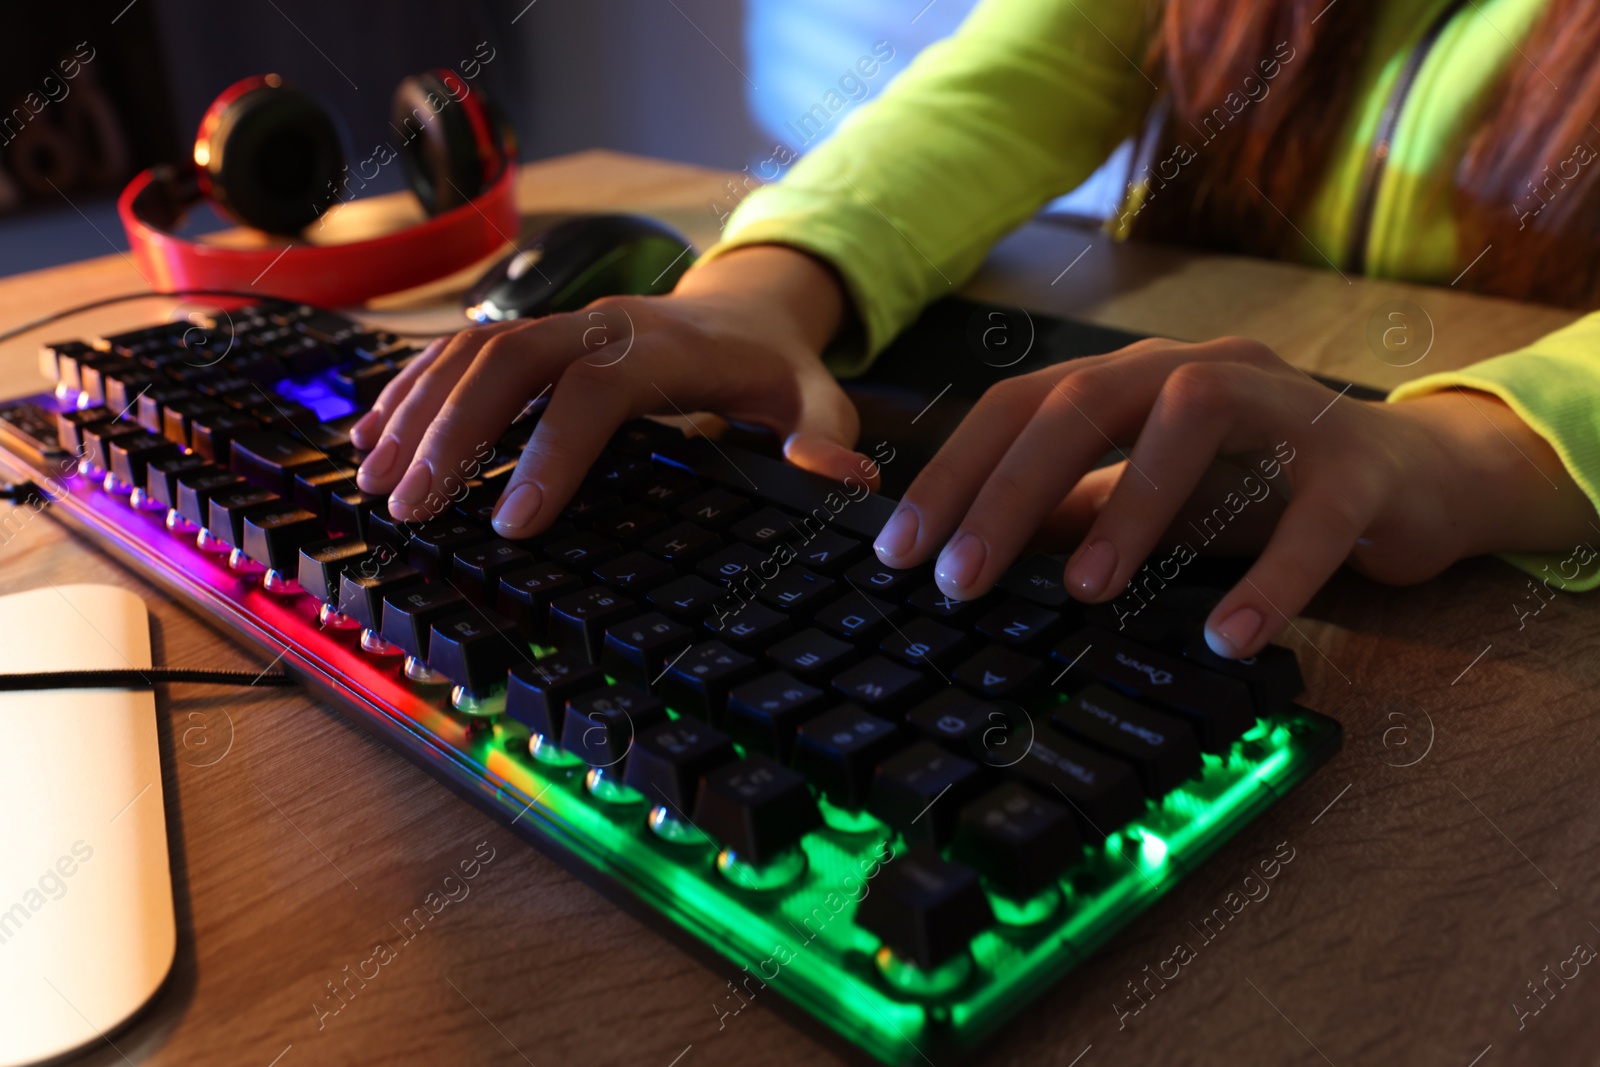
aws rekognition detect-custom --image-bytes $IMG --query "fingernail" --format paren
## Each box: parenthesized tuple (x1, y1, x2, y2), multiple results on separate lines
(350, 411, 379, 448)
(358, 434, 399, 488)
(389, 462, 430, 506)
(875, 506, 919, 562)
(1206, 607, 1262, 659)
(1065, 539, 1117, 599)
(493, 482, 543, 535)
(935, 532, 987, 595)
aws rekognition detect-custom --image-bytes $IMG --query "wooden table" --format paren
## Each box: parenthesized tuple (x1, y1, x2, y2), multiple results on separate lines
(3, 150, 1594, 1067)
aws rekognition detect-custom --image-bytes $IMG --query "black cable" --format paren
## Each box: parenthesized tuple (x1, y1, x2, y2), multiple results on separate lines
(0, 288, 459, 347)
(0, 669, 295, 691)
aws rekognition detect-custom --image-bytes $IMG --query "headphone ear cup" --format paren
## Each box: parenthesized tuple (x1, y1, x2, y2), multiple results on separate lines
(203, 83, 343, 235)
(392, 71, 498, 215)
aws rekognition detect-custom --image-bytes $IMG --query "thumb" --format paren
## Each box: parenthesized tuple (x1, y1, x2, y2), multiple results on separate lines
(780, 372, 882, 492)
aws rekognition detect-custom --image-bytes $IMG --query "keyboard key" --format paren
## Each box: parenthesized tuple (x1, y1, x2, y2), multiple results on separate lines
(338, 559, 424, 630)
(996, 553, 1071, 607)
(298, 538, 370, 604)
(593, 550, 673, 594)
(601, 612, 695, 687)
(428, 609, 526, 697)
(136, 385, 190, 434)
(144, 453, 211, 511)
(108, 432, 180, 490)
(906, 689, 1013, 760)
(724, 672, 827, 759)
(161, 397, 227, 447)
(868, 741, 988, 847)
(767, 628, 857, 682)
(207, 486, 282, 547)
(381, 584, 468, 660)
(544, 531, 622, 569)
(646, 574, 728, 621)
(844, 558, 922, 599)
(831, 656, 929, 716)
(592, 504, 667, 543)
(693, 753, 821, 866)
(1181, 637, 1304, 718)
(814, 590, 901, 644)
(55, 408, 114, 458)
(1052, 626, 1255, 751)
(976, 598, 1064, 650)
(677, 487, 749, 528)
(791, 705, 901, 809)
(193, 411, 266, 464)
(660, 639, 756, 723)
(241, 506, 325, 573)
(755, 566, 836, 615)
(586, 456, 651, 491)
(634, 469, 699, 507)
(451, 541, 535, 604)
(83, 421, 146, 473)
(559, 488, 621, 525)
(953, 645, 1045, 700)
(175, 468, 245, 529)
(229, 431, 329, 495)
(641, 521, 719, 565)
(562, 683, 667, 767)
(696, 542, 767, 587)
(548, 586, 637, 663)
(504, 653, 604, 742)
(951, 783, 1081, 900)
(1081, 600, 1180, 646)
(1053, 684, 1201, 797)
(702, 600, 791, 651)
(329, 489, 384, 539)
(730, 507, 801, 549)
(1002, 726, 1144, 839)
(496, 564, 582, 639)
(622, 719, 737, 814)
(408, 518, 493, 579)
(907, 582, 993, 623)
(852, 845, 994, 970)
(790, 529, 862, 573)
(880, 616, 967, 671)
(290, 460, 359, 514)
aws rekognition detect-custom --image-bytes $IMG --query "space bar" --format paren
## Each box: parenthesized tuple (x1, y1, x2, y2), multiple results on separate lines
(651, 436, 897, 540)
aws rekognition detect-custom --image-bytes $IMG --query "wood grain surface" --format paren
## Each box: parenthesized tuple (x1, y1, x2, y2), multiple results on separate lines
(2, 150, 1595, 1067)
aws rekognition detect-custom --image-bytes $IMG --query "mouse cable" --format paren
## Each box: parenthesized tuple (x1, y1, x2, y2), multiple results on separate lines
(0, 288, 458, 348)
(0, 669, 294, 691)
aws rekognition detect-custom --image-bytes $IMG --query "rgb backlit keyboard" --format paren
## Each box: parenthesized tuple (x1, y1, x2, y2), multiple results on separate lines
(0, 301, 1340, 1065)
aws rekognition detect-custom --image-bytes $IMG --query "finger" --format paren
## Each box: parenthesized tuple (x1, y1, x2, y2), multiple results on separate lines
(782, 371, 879, 490)
(1203, 479, 1375, 658)
(1029, 463, 1123, 550)
(350, 336, 447, 450)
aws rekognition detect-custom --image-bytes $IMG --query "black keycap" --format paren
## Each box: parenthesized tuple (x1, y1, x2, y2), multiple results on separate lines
(408, 518, 493, 579)
(906, 689, 1015, 759)
(504, 653, 604, 742)
(696, 542, 767, 587)
(136, 385, 190, 434)
(175, 468, 245, 529)
(646, 574, 727, 621)
(109, 432, 180, 490)
(450, 540, 535, 604)
(189, 412, 264, 464)
(976, 598, 1064, 650)
(497, 564, 582, 638)
(634, 469, 699, 507)
(692, 753, 821, 866)
(1054, 684, 1201, 797)
(880, 616, 967, 671)
(291, 461, 359, 515)
(790, 705, 901, 809)
(331, 360, 398, 406)
(144, 453, 211, 510)
(844, 558, 923, 599)
(813, 590, 901, 644)
(951, 783, 1081, 900)
(766, 628, 857, 681)
(103, 369, 160, 416)
(852, 845, 994, 970)
(831, 656, 929, 716)
(364, 507, 415, 553)
(428, 609, 526, 696)
(677, 487, 749, 528)
(868, 741, 988, 847)
(161, 397, 227, 447)
(593, 550, 673, 594)
(1181, 637, 1305, 718)
(207, 487, 282, 547)
(659, 639, 756, 723)
(587, 456, 651, 491)
(1081, 600, 1180, 646)
(544, 531, 622, 569)
(724, 672, 827, 759)
(329, 489, 384, 539)
(907, 582, 991, 623)
(755, 566, 835, 615)
(703, 600, 791, 651)
(953, 645, 1045, 700)
(730, 507, 802, 549)
(600, 612, 695, 687)
(592, 504, 667, 543)
(996, 553, 1071, 607)
(790, 529, 862, 573)
(338, 559, 425, 631)
(55, 408, 114, 458)
(559, 488, 620, 525)
(298, 538, 370, 604)
(381, 584, 468, 660)
(242, 506, 325, 573)
(1052, 626, 1255, 751)
(229, 431, 329, 495)
(548, 586, 637, 663)
(623, 719, 737, 814)
(1002, 726, 1145, 839)
(562, 683, 668, 767)
(83, 421, 146, 473)
(641, 520, 719, 565)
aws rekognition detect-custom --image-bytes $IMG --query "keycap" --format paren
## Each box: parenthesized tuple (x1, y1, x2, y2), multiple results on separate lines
(995, 553, 1071, 607)
(587, 456, 650, 491)
(161, 397, 227, 447)
(559, 488, 620, 525)
(592, 504, 667, 543)
(601, 612, 695, 687)
(790, 705, 901, 809)
(1181, 637, 1304, 718)
(544, 531, 622, 569)
(135, 385, 191, 434)
(144, 453, 211, 510)
(790, 529, 861, 573)
(633, 468, 699, 506)
(1002, 726, 1145, 839)
(103, 369, 160, 416)
(593, 550, 673, 594)
(813, 590, 900, 644)
(852, 845, 994, 970)
(766, 628, 857, 681)
(641, 520, 719, 564)
(381, 584, 468, 660)
(548, 585, 637, 663)
(496, 564, 582, 639)
(976, 598, 1064, 650)
(408, 517, 493, 579)
(1052, 626, 1255, 751)
(677, 487, 749, 528)
(906, 689, 1015, 759)
(242, 506, 325, 573)
(108, 432, 179, 490)
(175, 468, 245, 529)
(291, 461, 359, 514)
(338, 559, 425, 631)
(646, 574, 727, 621)
(329, 489, 384, 539)
(450, 540, 535, 604)
(950, 782, 1081, 900)
(880, 616, 967, 670)
(504, 653, 604, 742)
(696, 542, 767, 587)
(730, 507, 802, 549)
(1053, 684, 1201, 796)
(660, 639, 757, 723)
(907, 582, 992, 623)
(55, 408, 114, 458)
(724, 672, 827, 759)
(953, 645, 1045, 701)
(868, 741, 988, 847)
(755, 566, 836, 615)
(692, 753, 821, 866)
(831, 656, 929, 715)
(298, 539, 370, 603)
(844, 558, 923, 599)
(622, 719, 737, 814)
(83, 421, 146, 473)
(229, 431, 330, 495)
(703, 599, 791, 651)
(207, 486, 282, 547)
(1081, 600, 1180, 646)
(562, 683, 668, 767)
(428, 609, 526, 696)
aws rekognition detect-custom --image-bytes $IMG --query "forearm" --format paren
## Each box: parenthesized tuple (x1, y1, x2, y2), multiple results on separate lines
(675, 244, 846, 357)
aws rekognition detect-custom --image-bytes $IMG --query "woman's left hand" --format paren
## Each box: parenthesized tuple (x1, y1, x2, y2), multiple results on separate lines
(870, 337, 1590, 659)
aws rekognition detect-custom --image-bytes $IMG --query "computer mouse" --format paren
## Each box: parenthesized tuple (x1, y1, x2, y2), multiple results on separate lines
(463, 213, 695, 323)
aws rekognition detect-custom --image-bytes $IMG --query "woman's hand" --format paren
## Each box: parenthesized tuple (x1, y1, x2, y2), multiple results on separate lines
(871, 337, 1593, 659)
(351, 244, 871, 536)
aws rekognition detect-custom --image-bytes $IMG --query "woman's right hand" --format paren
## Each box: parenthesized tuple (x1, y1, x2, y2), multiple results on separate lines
(351, 244, 877, 536)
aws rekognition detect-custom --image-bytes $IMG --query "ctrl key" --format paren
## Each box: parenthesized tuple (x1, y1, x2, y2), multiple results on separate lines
(693, 754, 820, 868)
(853, 845, 994, 972)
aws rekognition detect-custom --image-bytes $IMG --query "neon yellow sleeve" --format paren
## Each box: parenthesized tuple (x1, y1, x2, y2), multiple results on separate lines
(1388, 310, 1600, 591)
(693, 0, 1156, 375)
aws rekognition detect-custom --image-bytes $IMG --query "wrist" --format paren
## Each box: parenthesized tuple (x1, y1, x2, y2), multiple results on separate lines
(676, 243, 849, 355)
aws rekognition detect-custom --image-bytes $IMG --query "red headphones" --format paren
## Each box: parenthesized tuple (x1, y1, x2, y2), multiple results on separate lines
(118, 70, 518, 307)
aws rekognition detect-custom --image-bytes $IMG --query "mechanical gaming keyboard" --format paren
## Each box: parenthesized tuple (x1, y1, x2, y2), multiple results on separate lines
(0, 302, 1340, 1066)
